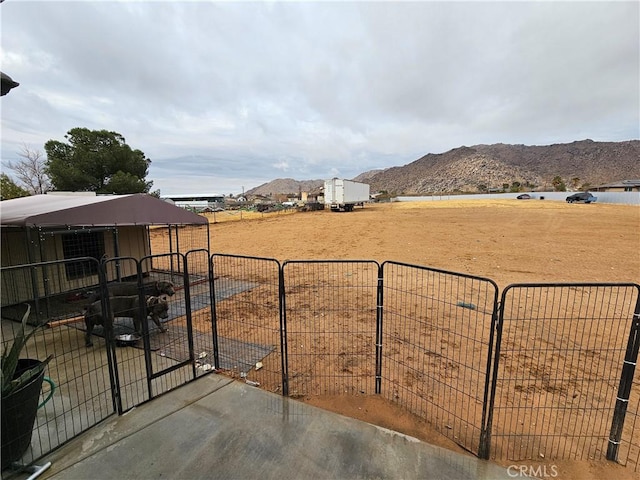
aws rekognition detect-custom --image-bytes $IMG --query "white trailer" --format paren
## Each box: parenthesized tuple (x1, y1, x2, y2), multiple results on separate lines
(323, 178, 370, 212)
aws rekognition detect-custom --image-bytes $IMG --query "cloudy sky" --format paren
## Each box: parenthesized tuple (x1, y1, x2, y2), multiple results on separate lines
(1, 0, 638, 195)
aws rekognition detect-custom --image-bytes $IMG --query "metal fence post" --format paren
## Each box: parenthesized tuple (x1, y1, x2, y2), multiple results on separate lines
(209, 254, 220, 370)
(182, 253, 196, 379)
(478, 298, 503, 460)
(607, 295, 640, 461)
(98, 261, 123, 414)
(279, 264, 289, 396)
(136, 259, 155, 400)
(375, 264, 384, 395)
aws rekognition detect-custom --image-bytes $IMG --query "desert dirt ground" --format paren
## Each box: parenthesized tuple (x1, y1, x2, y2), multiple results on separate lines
(204, 199, 639, 288)
(200, 199, 639, 480)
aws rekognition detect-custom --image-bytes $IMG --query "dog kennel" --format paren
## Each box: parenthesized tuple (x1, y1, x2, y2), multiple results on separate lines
(1, 193, 210, 308)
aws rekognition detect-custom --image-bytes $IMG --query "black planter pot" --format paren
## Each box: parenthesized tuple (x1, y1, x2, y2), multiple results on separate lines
(1, 359, 46, 470)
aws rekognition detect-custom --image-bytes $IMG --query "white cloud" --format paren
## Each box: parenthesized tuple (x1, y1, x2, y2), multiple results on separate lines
(272, 160, 290, 171)
(1, 0, 638, 194)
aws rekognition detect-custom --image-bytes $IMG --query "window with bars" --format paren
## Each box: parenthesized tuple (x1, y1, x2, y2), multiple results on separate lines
(61, 231, 105, 280)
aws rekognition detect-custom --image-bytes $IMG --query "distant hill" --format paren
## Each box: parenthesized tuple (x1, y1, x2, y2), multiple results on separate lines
(246, 140, 640, 195)
(366, 139, 640, 194)
(246, 178, 324, 196)
(352, 169, 385, 183)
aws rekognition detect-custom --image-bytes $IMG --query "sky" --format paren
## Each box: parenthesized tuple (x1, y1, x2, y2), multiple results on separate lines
(1, 0, 638, 196)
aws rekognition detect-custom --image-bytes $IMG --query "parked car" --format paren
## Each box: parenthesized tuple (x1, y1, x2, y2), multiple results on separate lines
(516, 194, 532, 200)
(566, 192, 597, 204)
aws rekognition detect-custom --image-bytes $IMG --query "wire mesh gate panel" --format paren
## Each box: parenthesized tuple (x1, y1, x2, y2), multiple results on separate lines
(148, 224, 211, 258)
(138, 254, 195, 404)
(104, 253, 208, 412)
(210, 254, 283, 392)
(0, 252, 213, 464)
(379, 261, 499, 457)
(1, 259, 116, 466)
(282, 261, 380, 398)
(489, 284, 640, 469)
(184, 250, 215, 380)
(100, 256, 146, 412)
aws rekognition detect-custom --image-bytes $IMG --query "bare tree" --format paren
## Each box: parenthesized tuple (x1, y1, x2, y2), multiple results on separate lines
(6, 144, 51, 194)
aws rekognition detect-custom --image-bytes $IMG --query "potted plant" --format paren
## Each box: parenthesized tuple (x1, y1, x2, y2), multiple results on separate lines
(1, 304, 54, 470)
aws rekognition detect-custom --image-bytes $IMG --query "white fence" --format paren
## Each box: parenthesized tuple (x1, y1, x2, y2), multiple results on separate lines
(396, 191, 640, 205)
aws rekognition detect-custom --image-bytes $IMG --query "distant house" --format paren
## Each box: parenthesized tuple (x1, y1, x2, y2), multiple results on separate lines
(249, 195, 272, 205)
(591, 180, 640, 192)
(304, 188, 323, 204)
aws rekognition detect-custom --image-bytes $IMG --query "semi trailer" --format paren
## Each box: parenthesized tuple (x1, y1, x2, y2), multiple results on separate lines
(323, 178, 370, 212)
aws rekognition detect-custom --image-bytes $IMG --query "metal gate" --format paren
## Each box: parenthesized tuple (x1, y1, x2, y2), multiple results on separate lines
(1, 258, 117, 465)
(103, 252, 211, 412)
(210, 254, 283, 392)
(281, 260, 380, 397)
(488, 283, 640, 467)
(379, 261, 500, 457)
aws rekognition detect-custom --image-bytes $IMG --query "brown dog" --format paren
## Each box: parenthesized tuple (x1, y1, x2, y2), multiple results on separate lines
(84, 295, 169, 347)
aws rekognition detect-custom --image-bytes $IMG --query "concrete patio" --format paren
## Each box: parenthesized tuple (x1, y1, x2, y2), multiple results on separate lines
(28, 373, 512, 480)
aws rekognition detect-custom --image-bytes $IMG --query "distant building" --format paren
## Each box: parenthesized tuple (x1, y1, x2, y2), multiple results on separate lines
(162, 193, 225, 212)
(591, 180, 640, 192)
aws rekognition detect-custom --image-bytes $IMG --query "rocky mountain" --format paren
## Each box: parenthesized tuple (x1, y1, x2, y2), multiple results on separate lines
(366, 139, 640, 194)
(247, 140, 640, 196)
(352, 169, 385, 183)
(246, 178, 324, 196)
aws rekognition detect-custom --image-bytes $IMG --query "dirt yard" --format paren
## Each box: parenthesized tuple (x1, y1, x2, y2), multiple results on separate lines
(207, 199, 638, 287)
(204, 199, 639, 480)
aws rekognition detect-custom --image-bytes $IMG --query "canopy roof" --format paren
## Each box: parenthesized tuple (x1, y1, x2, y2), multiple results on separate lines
(0, 194, 208, 227)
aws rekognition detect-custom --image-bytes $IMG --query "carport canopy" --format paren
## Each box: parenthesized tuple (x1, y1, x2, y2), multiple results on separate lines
(0, 194, 208, 227)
